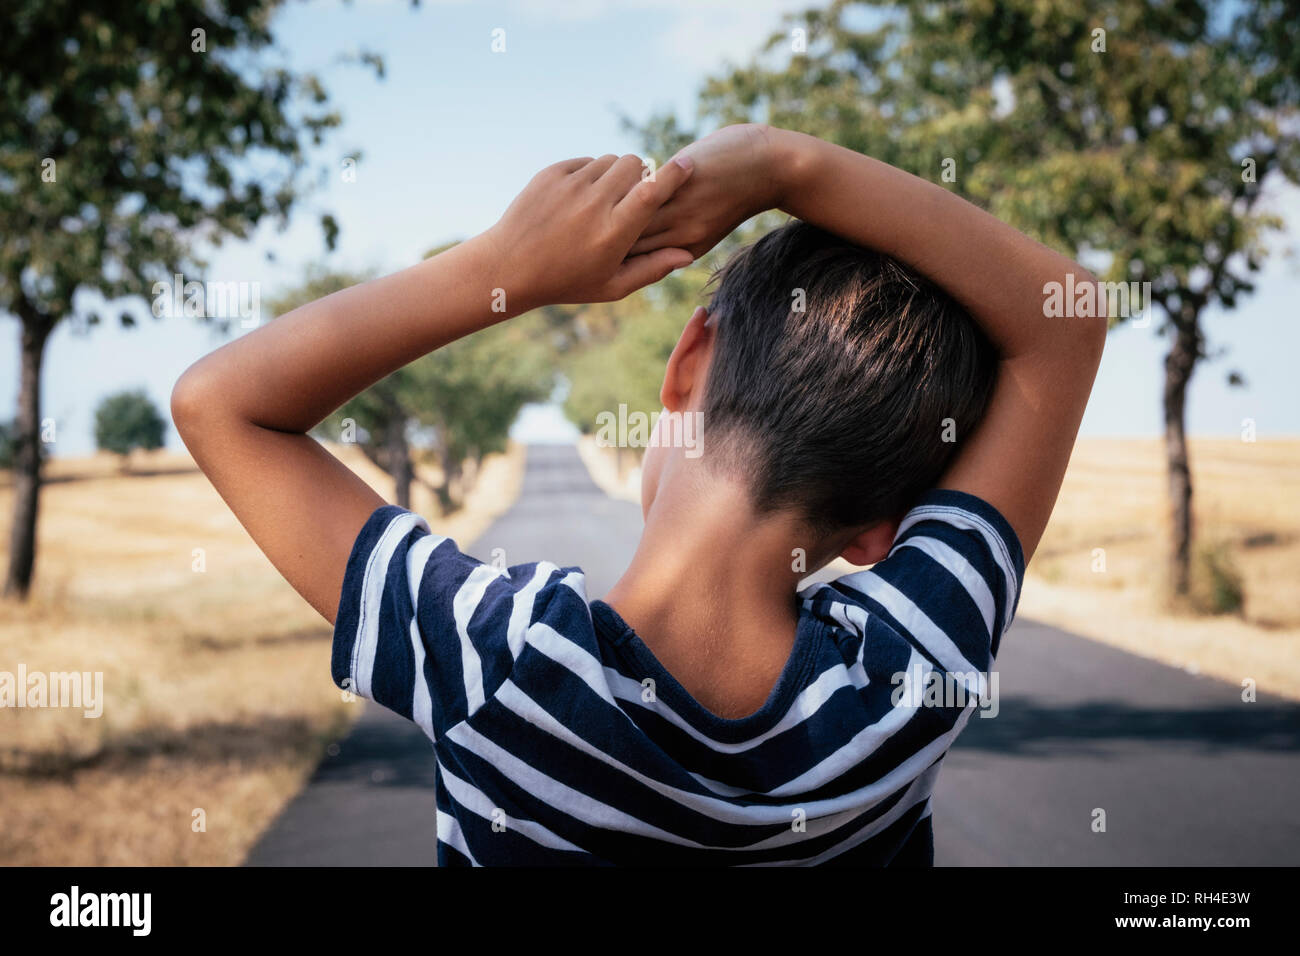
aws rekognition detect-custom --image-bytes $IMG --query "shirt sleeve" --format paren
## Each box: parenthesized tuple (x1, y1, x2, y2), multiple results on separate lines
(832, 488, 1025, 673)
(331, 504, 565, 740)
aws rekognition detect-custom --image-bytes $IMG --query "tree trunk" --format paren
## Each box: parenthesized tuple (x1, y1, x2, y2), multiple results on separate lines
(5, 319, 50, 599)
(1162, 317, 1199, 597)
(386, 422, 413, 510)
(433, 447, 459, 514)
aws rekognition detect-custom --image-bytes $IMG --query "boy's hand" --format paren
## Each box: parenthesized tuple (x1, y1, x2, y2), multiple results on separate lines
(628, 124, 784, 260)
(484, 153, 696, 310)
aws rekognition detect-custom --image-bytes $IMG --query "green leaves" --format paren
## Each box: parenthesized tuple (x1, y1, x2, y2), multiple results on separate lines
(561, 265, 714, 435)
(93, 388, 166, 458)
(270, 266, 555, 511)
(320, 213, 340, 252)
(0, 0, 347, 328)
(648, 0, 1298, 328)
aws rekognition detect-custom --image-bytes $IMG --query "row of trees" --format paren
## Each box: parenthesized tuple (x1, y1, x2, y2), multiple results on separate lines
(1, 389, 178, 469)
(1, 2, 541, 600)
(266, 258, 555, 511)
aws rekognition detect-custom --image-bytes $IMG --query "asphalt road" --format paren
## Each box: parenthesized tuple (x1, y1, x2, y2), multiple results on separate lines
(246, 443, 1300, 866)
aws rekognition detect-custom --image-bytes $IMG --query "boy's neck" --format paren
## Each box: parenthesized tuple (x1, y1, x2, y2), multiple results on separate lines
(602, 460, 820, 718)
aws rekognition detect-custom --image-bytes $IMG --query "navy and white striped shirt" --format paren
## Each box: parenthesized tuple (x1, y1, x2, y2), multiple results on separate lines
(331, 488, 1023, 865)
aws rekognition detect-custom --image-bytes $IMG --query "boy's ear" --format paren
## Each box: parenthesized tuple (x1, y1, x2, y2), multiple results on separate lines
(660, 306, 713, 412)
(839, 517, 902, 567)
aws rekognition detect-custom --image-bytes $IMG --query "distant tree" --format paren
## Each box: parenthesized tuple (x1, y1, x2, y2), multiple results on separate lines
(559, 265, 721, 481)
(408, 315, 555, 510)
(562, 268, 712, 437)
(94, 389, 167, 467)
(269, 260, 554, 511)
(633, 0, 1300, 597)
(1, 1, 381, 597)
(0, 421, 17, 470)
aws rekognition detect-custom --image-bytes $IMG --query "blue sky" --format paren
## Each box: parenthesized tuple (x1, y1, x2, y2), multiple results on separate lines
(3, 0, 1298, 455)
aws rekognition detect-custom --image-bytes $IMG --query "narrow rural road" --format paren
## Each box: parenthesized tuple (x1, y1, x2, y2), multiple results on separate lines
(246, 444, 1300, 866)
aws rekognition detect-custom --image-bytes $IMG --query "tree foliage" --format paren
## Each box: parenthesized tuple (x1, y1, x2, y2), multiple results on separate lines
(562, 266, 713, 437)
(269, 262, 555, 511)
(93, 389, 167, 461)
(0, 421, 17, 470)
(1, 0, 353, 330)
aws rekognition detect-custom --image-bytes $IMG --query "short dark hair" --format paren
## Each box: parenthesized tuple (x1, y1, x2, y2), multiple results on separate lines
(701, 220, 997, 533)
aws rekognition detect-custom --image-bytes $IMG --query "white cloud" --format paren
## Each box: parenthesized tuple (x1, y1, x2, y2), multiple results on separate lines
(654, 1, 803, 71)
(507, 0, 806, 67)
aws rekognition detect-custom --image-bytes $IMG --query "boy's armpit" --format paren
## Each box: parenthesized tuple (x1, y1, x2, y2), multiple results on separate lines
(829, 489, 1025, 667)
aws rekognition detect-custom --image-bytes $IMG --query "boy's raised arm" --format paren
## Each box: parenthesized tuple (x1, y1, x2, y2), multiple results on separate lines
(634, 125, 1106, 560)
(172, 154, 694, 621)
(779, 130, 1106, 561)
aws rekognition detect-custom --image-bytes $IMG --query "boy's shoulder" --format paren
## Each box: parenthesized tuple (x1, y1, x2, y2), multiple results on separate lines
(331, 504, 596, 733)
(802, 489, 1025, 669)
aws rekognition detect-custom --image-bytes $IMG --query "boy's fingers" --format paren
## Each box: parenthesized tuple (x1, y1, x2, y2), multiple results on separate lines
(628, 203, 682, 246)
(605, 246, 695, 299)
(597, 153, 649, 199)
(613, 156, 694, 230)
(583, 153, 620, 180)
(636, 203, 678, 237)
(553, 157, 594, 175)
(627, 228, 685, 257)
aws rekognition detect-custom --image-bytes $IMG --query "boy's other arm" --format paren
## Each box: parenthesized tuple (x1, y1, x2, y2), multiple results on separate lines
(635, 126, 1105, 560)
(172, 155, 694, 622)
(770, 132, 1105, 560)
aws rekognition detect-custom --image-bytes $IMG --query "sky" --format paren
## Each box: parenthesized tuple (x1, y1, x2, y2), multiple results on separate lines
(3, 0, 1298, 455)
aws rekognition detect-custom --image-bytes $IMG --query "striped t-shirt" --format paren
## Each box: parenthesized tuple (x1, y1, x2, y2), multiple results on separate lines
(331, 488, 1024, 865)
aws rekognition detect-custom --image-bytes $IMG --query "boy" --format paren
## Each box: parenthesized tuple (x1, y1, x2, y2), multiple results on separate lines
(173, 125, 1105, 865)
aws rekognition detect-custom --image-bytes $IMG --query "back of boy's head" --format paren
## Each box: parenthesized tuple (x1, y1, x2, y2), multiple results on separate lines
(702, 220, 997, 535)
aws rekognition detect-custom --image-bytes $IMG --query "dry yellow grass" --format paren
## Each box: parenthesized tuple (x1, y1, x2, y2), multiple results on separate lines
(1019, 437, 1300, 699)
(0, 441, 525, 865)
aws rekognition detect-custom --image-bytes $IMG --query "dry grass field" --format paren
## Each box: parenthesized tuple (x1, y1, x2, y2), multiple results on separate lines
(1018, 438, 1300, 699)
(0, 442, 525, 866)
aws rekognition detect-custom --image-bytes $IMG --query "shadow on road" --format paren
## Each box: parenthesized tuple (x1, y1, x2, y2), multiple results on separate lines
(957, 698, 1300, 755)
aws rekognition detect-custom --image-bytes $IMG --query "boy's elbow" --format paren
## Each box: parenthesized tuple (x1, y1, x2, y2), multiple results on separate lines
(170, 362, 218, 443)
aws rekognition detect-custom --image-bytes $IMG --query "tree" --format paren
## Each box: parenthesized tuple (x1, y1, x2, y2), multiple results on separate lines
(93, 389, 167, 468)
(558, 265, 722, 477)
(0, 421, 18, 470)
(409, 316, 555, 511)
(0, 1, 373, 598)
(634, 0, 1300, 596)
(269, 263, 555, 511)
(562, 266, 712, 435)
